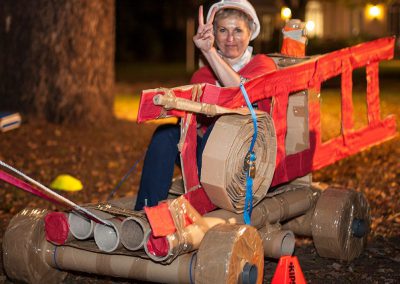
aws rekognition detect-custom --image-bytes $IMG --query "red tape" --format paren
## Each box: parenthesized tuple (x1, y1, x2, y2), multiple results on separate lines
(144, 202, 176, 237)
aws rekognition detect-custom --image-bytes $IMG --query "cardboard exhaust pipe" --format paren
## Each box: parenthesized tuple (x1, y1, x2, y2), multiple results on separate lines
(44, 212, 74, 245)
(94, 218, 123, 252)
(68, 212, 95, 240)
(258, 227, 295, 259)
(120, 215, 150, 251)
(144, 217, 226, 263)
(4, 208, 196, 284)
(35, 198, 135, 246)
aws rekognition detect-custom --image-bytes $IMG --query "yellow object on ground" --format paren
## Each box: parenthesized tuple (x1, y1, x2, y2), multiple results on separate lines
(50, 174, 83, 192)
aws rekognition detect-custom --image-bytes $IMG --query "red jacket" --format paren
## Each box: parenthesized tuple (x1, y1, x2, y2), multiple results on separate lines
(190, 54, 277, 113)
(190, 54, 277, 85)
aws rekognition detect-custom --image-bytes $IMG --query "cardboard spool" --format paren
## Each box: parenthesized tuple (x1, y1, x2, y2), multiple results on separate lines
(311, 187, 370, 261)
(195, 224, 264, 284)
(201, 113, 277, 213)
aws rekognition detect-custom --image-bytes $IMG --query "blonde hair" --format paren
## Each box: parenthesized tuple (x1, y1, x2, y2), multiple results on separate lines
(214, 8, 253, 33)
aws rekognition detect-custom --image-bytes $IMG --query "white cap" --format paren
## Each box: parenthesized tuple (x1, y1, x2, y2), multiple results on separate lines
(207, 0, 260, 41)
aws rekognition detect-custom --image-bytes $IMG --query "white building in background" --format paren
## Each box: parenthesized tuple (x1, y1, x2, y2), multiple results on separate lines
(304, 0, 395, 39)
(251, 0, 400, 40)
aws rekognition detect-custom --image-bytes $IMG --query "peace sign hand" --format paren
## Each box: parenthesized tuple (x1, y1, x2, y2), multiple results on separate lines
(193, 6, 217, 53)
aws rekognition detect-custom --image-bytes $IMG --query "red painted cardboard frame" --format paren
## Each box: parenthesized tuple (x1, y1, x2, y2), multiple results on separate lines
(138, 37, 396, 186)
(138, 37, 397, 236)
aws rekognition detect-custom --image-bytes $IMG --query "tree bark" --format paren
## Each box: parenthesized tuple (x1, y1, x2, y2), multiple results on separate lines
(0, 0, 115, 125)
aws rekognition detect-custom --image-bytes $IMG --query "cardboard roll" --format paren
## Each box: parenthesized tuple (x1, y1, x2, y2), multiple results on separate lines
(201, 113, 277, 213)
(3, 208, 68, 283)
(311, 187, 370, 261)
(195, 224, 264, 284)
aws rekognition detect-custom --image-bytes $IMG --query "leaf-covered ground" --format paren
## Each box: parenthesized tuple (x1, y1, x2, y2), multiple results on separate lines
(0, 79, 399, 283)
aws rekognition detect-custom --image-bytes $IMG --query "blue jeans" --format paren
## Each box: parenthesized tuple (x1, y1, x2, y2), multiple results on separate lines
(134, 123, 213, 210)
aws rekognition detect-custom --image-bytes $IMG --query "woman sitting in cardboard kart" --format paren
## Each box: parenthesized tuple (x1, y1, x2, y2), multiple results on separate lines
(135, 0, 277, 210)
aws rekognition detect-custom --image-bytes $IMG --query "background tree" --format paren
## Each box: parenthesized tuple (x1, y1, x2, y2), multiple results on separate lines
(0, 0, 115, 125)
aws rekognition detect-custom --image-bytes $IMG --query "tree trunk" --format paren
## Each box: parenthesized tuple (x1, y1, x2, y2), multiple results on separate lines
(0, 0, 115, 125)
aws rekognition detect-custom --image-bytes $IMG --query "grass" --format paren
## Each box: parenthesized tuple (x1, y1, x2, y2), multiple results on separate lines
(320, 87, 400, 141)
(113, 93, 139, 121)
(113, 87, 178, 124)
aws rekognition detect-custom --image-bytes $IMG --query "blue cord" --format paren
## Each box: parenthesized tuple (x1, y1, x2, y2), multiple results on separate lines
(107, 155, 144, 201)
(239, 83, 258, 225)
(53, 246, 60, 270)
(244, 152, 256, 224)
(240, 84, 258, 151)
(189, 251, 197, 284)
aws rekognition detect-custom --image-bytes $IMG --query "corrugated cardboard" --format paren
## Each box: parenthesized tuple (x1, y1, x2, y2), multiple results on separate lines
(285, 91, 309, 155)
(201, 113, 277, 212)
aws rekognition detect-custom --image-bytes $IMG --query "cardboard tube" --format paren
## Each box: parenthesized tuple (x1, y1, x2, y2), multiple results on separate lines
(251, 187, 315, 226)
(205, 186, 315, 229)
(153, 94, 256, 116)
(45, 243, 195, 283)
(44, 212, 74, 245)
(144, 217, 226, 263)
(281, 203, 316, 236)
(4, 207, 197, 284)
(68, 212, 95, 240)
(120, 215, 150, 251)
(94, 218, 123, 253)
(68, 206, 115, 241)
(258, 227, 295, 259)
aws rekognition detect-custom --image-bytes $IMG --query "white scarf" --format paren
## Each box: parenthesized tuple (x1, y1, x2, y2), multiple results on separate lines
(229, 46, 253, 72)
(215, 46, 253, 86)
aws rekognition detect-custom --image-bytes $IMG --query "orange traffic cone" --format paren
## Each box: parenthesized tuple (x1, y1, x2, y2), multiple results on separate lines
(271, 255, 306, 284)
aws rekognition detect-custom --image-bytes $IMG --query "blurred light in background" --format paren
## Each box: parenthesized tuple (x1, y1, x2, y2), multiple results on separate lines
(366, 4, 383, 20)
(305, 1, 323, 38)
(306, 20, 315, 33)
(281, 7, 292, 20)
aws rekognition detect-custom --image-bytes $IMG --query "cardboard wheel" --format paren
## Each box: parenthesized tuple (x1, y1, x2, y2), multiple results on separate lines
(3, 208, 68, 283)
(311, 187, 370, 261)
(195, 224, 264, 284)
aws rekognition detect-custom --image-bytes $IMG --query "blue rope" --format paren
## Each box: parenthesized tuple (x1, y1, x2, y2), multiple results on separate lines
(240, 84, 258, 151)
(107, 155, 144, 201)
(189, 252, 197, 284)
(53, 246, 60, 270)
(239, 83, 258, 225)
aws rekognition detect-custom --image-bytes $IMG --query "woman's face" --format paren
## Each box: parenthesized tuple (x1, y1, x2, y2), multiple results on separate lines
(215, 15, 251, 60)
